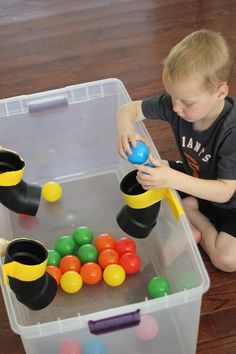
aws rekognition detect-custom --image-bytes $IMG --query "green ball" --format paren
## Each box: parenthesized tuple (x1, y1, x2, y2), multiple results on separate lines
(55, 235, 75, 257)
(77, 244, 98, 264)
(147, 276, 171, 298)
(73, 226, 94, 246)
(47, 249, 61, 266)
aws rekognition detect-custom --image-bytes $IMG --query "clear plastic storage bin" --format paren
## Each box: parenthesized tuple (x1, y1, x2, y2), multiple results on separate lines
(0, 79, 210, 354)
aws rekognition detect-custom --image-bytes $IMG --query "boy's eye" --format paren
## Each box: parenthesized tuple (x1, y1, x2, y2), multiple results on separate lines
(183, 102, 194, 107)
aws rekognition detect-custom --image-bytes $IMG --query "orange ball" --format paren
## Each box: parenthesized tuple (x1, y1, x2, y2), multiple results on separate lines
(80, 262, 102, 285)
(59, 255, 81, 273)
(94, 233, 116, 252)
(46, 265, 62, 285)
(98, 249, 119, 269)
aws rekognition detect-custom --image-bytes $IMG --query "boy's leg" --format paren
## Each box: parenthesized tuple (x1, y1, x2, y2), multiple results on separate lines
(186, 203, 236, 272)
(162, 196, 201, 266)
(181, 197, 202, 242)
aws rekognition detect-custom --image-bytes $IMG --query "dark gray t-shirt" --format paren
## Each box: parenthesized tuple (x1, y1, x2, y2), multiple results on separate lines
(142, 94, 236, 208)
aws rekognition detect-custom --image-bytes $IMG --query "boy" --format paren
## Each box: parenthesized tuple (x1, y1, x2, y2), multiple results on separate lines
(116, 29, 236, 272)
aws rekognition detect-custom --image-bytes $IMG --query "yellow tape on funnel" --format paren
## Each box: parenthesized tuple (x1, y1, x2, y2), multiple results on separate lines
(122, 187, 184, 221)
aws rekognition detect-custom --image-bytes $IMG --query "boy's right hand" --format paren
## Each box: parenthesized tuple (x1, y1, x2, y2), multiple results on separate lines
(117, 126, 146, 160)
(116, 100, 145, 160)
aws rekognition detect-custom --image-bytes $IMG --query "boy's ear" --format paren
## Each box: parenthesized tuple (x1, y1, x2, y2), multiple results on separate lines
(217, 82, 228, 99)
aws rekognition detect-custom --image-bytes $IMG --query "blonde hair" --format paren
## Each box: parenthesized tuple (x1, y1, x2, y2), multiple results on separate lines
(163, 29, 233, 92)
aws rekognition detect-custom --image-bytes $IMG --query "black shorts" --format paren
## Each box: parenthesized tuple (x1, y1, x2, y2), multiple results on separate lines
(169, 160, 236, 237)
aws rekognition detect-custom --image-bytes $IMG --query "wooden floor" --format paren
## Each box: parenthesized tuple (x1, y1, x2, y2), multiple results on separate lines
(1, 1, 236, 353)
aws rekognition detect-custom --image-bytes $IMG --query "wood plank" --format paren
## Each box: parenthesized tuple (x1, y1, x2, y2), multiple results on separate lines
(201, 280, 236, 314)
(197, 334, 236, 354)
(198, 306, 236, 343)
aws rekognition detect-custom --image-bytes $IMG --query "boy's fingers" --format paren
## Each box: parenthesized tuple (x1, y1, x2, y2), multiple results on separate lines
(122, 135, 136, 155)
(124, 133, 140, 155)
(149, 153, 161, 166)
(118, 141, 128, 159)
(147, 142, 152, 148)
(129, 135, 137, 148)
(118, 134, 148, 159)
(125, 143, 132, 155)
(135, 165, 151, 175)
(119, 136, 131, 155)
(119, 150, 128, 160)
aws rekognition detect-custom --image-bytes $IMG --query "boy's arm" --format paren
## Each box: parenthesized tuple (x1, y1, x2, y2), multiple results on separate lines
(116, 100, 144, 159)
(172, 172, 236, 203)
(135, 160, 236, 203)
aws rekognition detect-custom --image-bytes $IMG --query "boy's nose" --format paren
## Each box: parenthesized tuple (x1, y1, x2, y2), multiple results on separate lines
(172, 99, 183, 116)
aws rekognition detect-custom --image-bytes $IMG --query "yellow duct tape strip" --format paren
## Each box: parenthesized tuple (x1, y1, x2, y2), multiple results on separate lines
(122, 187, 184, 221)
(2, 259, 47, 284)
(0, 168, 25, 186)
(0, 147, 25, 186)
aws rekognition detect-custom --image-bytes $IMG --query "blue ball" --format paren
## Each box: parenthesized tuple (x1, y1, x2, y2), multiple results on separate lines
(83, 339, 107, 354)
(126, 141, 149, 164)
(142, 162, 155, 174)
(144, 163, 154, 168)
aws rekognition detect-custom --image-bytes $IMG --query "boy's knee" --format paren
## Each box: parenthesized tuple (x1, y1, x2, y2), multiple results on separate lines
(182, 196, 199, 211)
(212, 250, 236, 272)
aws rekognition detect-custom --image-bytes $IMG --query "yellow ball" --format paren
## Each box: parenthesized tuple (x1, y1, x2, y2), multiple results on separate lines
(60, 271, 83, 293)
(42, 181, 62, 202)
(103, 264, 126, 287)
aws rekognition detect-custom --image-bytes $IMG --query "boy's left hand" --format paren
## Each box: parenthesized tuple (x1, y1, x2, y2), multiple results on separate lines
(135, 154, 176, 190)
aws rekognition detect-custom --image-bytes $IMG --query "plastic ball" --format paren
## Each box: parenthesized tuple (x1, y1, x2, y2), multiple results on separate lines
(82, 339, 106, 354)
(59, 338, 82, 354)
(80, 262, 102, 285)
(98, 249, 119, 269)
(18, 214, 38, 230)
(55, 235, 75, 257)
(59, 255, 81, 273)
(73, 226, 94, 246)
(60, 271, 83, 293)
(126, 141, 149, 164)
(134, 315, 159, 341)
(46, 265, 62, 285)
(47, 249, 61, 266)
(42, 181, 62, 202)
(119, 252, 141, 274)
(103, 264, 126, 287)
(147, 276, 171, 298)
(94, 233, 116, 252)
(144, 163, 155, 167)
(77, 244, 98, 264)
(114, 237, 136, 256)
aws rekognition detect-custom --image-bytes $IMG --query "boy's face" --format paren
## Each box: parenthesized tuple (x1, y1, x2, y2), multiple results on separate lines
(162, 72, 226, 123)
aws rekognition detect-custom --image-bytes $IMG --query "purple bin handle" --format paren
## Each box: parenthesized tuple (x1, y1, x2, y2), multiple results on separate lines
(88, 309, 140, 335)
